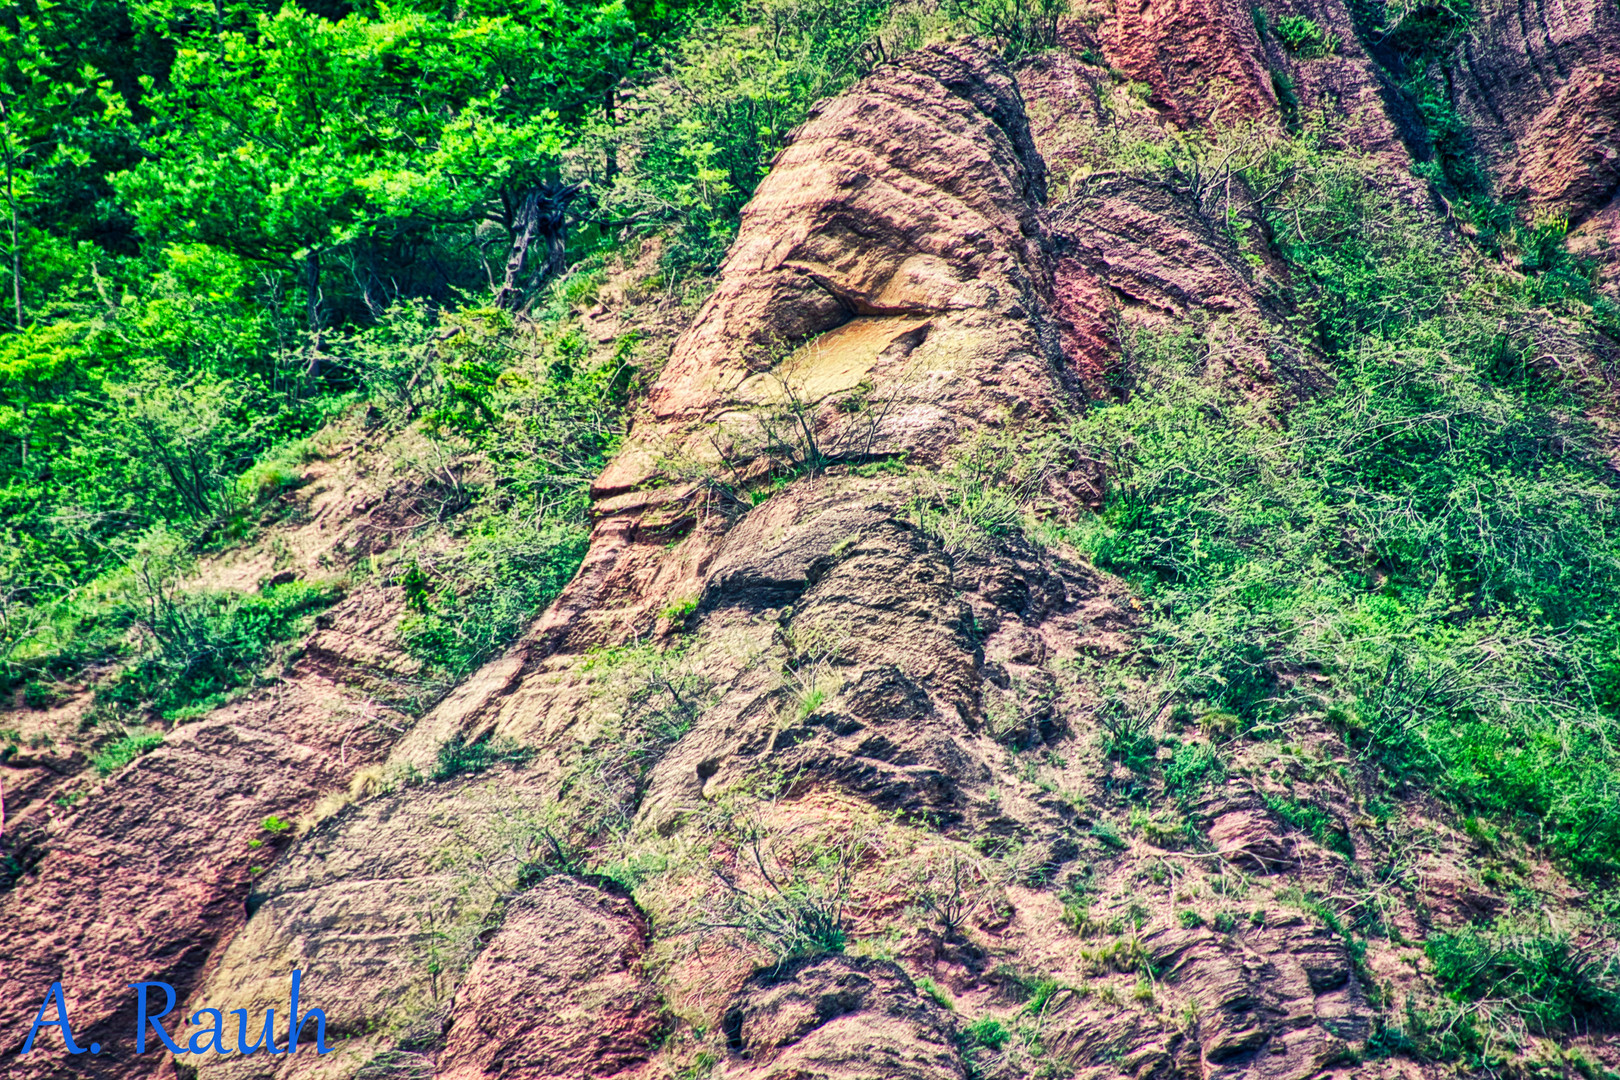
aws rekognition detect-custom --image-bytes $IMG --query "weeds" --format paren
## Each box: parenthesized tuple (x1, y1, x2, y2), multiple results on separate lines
(1273, 14, 1339, 56)
(1426, 922, 1620, 1045)
(432, 734, 536, 781)
(682, 810, 870, 964)
(90, 732, 164, 775)
(1058, 128, 1620, 873)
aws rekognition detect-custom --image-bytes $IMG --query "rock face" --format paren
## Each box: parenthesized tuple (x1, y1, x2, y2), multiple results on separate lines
(436, 878, 661, 1080)
(1446, 0, 1620, 290)
(717, 956, 964, 1080)
(0, 443, 424, 1080)
(6, 11, 1620, 1080)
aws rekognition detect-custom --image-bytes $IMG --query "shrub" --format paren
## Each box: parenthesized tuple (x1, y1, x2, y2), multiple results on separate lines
(1274, 14, 1338, 56)
(100, 565, 340, 721)
(946, 0, 1067, 61)
(1164, 742, 1223, 798)
(1090, 819, 1128, 850)
(1263, 795, 1354, 859)
(1062, 130, 1620, 872)
(963, 1016, 1013, 1051)
(1426, 922, 1620, 1051)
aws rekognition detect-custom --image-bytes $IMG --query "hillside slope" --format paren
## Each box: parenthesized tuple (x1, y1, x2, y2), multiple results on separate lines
(3, 4, 1620, 1080)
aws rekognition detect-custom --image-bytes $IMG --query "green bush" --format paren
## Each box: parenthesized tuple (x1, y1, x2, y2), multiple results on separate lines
(962, 1016, 1014, 1051)
(603, 0, 900, 272)
(1273, 14, 1339, 56)
(1264, 795, 1353, 859)
(946, 0, 1067, 61)
(1427, 922, 1620, 1043)
(99, 578, 340, 721)
(1062, 131, 1620, 873)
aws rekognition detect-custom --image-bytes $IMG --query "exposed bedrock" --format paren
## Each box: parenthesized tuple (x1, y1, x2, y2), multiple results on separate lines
(0, 463, 425, 1080)
(158, 40, 1395, 1080)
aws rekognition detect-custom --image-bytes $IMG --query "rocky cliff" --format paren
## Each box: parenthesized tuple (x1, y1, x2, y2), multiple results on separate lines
(4, 3, 1619, 1079)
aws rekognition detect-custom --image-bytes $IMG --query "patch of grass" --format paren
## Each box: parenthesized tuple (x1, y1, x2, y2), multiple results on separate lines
(1090, 819, 1129, 851)
(1427, 922, 1620, 1040)
(1263, 794, 1354, 859)
(1060, 129, 1620, 875)
(1178, 909, 1205, 929)
(91, 732, 164, 775)
(432, 734, 536, 781)
(658, 596, 700, 622)
(1274, 14, 1339, 55)
(98, 577, 341, 721)
(962, 1016, 1013, 1051)
(917, 976, 955, 1010)
(1164, 741, 1224, 799)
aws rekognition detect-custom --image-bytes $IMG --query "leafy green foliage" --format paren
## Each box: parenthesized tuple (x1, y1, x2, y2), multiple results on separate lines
(1429, 925, 1620, 1033)
(391, 303, 628, 690)
(962, 1016, 1014, 1051)
(1064, 130, 1620, 873)
(607, 0, 903, 271)
(1416, 921, 1620, 1060)
(946, 0, 1066, 61)
(1263, 794, 1353, 859)
(98, 569, 339, 721)
(1273, 14, 1338, 56)
(1163, 741, 1223, 798)
(0, 0, 947, 712)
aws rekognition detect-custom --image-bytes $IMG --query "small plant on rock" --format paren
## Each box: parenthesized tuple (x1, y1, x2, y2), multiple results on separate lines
(1274, 14, 1339, 56)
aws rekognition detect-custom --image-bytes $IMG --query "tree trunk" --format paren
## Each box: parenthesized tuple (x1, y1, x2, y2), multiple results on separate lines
(493, 181, 581, 310)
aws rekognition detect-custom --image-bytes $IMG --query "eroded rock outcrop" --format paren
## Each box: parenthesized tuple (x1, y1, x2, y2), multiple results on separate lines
(1447, 0, 1620, 290)
(717, 956, 964, 1080)
(0, 442, 429, 1080)
(436, 877, 661, 1080)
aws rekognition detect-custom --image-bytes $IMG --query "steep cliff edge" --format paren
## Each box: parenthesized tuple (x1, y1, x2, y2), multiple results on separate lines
(4, 4, 1620, 1080)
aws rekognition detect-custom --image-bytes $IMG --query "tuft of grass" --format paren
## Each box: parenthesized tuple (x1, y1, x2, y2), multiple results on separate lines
(1090, 819, 1129, 850)
(1263, 794, 1354, 859)
(962, 1016, 1013, 1051)
(917, 976, 955, 1011)
(1427, 922, 1620, 1040)
(91, 732, 165, 775)
(1274, 14, 1339, 55)
(658, 596, 700, 622)
(432, 734, 536, 781)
